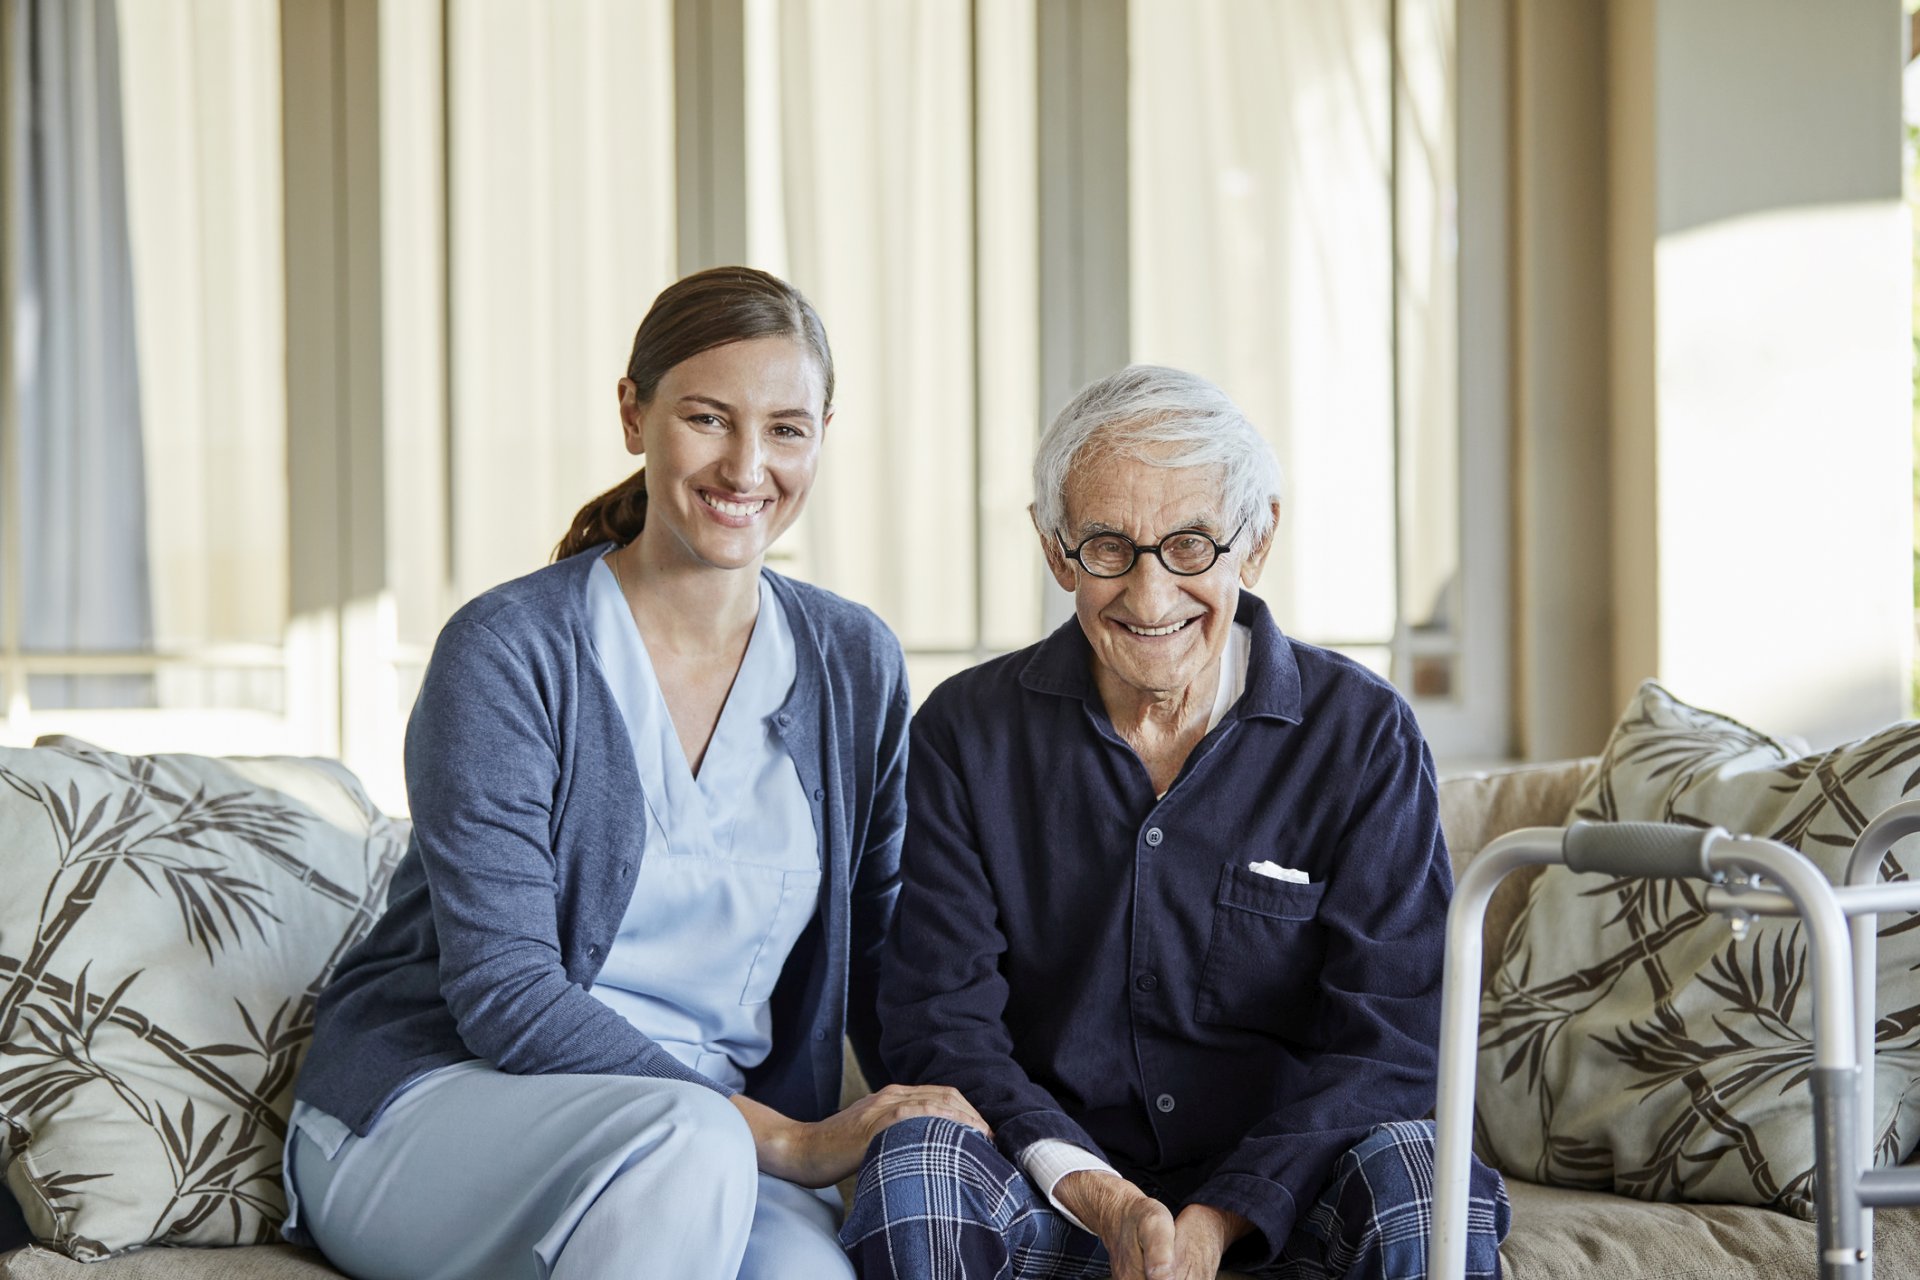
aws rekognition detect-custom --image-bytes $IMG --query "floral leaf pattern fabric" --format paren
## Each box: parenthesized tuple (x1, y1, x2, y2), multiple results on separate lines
(1475, 682, 1920, 1217)
(0, 743, 405, 1259)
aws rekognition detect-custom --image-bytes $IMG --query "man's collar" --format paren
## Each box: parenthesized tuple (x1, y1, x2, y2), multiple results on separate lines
(1017, 589, 1303, 724)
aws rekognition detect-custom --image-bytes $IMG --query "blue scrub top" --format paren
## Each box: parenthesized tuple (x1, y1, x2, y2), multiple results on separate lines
(585, 552, 820, 1090)
(289, 553, 825, 1161)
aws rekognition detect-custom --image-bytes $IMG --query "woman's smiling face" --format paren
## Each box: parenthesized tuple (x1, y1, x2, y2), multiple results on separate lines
(621, 335, 830, 573)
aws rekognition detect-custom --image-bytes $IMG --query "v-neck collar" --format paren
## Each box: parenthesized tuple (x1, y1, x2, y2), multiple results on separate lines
(588, 555, 793, 856)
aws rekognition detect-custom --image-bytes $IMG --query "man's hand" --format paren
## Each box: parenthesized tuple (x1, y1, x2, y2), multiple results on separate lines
(1056, 1171, 1177, 1280)
(1170, 1202, 1254, 1280)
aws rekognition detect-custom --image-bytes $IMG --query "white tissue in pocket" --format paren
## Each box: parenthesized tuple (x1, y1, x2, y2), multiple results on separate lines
(1247, 860, 1310, 884)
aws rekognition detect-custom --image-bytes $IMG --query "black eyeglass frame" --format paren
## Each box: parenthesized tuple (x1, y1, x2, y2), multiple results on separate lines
(1054, 520, 1248, 579)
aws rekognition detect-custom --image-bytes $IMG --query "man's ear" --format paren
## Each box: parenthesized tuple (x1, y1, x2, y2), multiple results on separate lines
(1239, 500, 1281, 587)
(1033, 505, 1077, 593)
(618, 379, 646, 457)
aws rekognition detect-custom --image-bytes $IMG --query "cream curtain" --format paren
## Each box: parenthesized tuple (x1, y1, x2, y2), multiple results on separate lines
(760, 0, 980, 660)
(1395, 0, 1460, 654)
(446, 0, 676, 604)
(1129, 0, 1399, 662)
(10, 0, 152, 709)
(116, 0, 287, 708)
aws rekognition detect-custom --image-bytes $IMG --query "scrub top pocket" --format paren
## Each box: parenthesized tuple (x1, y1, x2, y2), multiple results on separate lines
(741, 866, 823, 1005)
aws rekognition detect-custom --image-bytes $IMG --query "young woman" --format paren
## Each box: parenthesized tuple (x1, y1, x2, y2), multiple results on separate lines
(284, 267, 988, 1280)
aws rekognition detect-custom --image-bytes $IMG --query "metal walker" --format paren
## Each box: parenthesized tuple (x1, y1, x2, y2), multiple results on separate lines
(1427, 798, 1920, 1280)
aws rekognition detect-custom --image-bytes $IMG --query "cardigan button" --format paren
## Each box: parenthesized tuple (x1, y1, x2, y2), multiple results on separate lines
(812, 1028, 829, 1041)
(1144, 827, 1164, 847)
(812, 788, 824, 802)
(775, 712, 792, 727)
(1155, 1093, 1176, 1113)
(587, 945, 601, 961)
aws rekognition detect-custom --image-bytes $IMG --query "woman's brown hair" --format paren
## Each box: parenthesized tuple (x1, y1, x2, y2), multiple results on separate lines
(552, 266, 834, 561)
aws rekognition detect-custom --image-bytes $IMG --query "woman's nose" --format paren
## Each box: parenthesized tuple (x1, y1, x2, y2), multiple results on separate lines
(720, 430, 766, 489)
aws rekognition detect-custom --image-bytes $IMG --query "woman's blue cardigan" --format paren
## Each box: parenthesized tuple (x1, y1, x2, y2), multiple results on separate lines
(295, 546, 908, 1135)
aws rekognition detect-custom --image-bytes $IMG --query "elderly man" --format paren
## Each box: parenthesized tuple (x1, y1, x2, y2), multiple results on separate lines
(839, 366, 1509, 1280)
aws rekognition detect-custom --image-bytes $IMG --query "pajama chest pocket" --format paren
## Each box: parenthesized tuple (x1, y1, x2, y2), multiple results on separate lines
(1194, 863, 1327, 1038)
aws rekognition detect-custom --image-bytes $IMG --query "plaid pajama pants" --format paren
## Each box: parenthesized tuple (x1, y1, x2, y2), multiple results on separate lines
(839, 1117, 1510, 1280)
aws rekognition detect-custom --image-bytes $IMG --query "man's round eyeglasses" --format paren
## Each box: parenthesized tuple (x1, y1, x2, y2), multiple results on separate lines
(1056, 521, 1247, 579)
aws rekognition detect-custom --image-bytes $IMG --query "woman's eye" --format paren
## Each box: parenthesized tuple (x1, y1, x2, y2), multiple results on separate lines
(688, 414, 723, 428)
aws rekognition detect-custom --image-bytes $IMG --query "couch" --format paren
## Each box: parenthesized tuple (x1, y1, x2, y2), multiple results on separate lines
(4, 752, 1918, 1278)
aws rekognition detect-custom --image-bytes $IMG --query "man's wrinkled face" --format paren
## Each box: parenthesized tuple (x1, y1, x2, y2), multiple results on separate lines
(1041, 450, 1270, 705)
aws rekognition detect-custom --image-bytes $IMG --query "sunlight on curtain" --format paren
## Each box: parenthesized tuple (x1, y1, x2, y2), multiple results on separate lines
(975, 0, 1042, 655)
(447, 0, 675, 602)
(116, 0, 287, 711)
(381, 1, 450, 660)
(752, 0, 984, 678)
(1129, 0, 1397, 669)
(1395, 0, 1460, 697)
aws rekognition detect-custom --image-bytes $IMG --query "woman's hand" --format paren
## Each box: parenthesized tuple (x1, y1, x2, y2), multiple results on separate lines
(730, 1084, 993, 1188)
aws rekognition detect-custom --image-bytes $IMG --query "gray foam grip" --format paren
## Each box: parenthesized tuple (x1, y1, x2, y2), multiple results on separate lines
(1563, 821, 1717, 880)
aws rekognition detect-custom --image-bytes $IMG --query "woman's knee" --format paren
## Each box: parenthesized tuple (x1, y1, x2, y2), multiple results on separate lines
(646, 1083, 758, 1182)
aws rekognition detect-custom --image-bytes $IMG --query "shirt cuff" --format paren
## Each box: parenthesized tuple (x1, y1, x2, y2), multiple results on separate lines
(1019, 1138, 1122, 1233)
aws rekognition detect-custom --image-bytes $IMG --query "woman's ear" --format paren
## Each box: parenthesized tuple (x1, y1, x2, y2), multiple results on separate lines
(1033, 506, 1076, 593)
(1239, 500, 1281, 587)
(618, 379, 646, 457)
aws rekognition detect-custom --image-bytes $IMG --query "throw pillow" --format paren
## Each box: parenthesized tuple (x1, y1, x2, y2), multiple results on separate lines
(1476, 681, 1920, 1217)
(0, 741, 406, 1259)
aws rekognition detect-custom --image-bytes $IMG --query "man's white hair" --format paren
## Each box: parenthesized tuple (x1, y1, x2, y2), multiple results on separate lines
(1032, 364, 1283, 544)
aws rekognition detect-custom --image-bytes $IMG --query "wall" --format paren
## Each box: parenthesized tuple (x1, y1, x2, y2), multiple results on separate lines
(1612, 0, 1912, 749)
(1515, 0, 1912, 757)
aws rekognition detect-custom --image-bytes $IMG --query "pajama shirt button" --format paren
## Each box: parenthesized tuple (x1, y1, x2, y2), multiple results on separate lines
(1144, 827, 1163, 847)
(1135, 973, 1159, 992)
(1155, 1093, 1176, 1113)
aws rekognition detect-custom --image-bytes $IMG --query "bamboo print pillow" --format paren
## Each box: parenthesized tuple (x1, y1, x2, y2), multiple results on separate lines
(1476, 683, 1920, 1216)
(0, 742, 405, 1259)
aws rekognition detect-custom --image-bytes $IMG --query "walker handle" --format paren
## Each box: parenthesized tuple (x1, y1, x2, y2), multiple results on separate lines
(1563, 821, 1724, 881)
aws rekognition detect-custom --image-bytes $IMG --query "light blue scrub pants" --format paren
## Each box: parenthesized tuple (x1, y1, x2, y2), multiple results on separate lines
(286, 1061, 850, 1280)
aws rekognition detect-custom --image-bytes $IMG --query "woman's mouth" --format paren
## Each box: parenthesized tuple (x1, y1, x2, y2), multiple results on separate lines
(699, 491, 770, 521)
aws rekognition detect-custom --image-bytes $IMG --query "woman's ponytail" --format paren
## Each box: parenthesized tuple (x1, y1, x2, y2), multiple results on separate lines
(553, 469, 649, 561)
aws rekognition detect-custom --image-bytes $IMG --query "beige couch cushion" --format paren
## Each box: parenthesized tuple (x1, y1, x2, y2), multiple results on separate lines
(1438, 759, 1596, 982)
(1499, 1178, 1920, 1280)
(0, 1245, 338, 1279)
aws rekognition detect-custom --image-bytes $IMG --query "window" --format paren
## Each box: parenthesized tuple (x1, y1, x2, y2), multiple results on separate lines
(1, 0, 1509, 804)
(1126, 0, 1506, 758)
